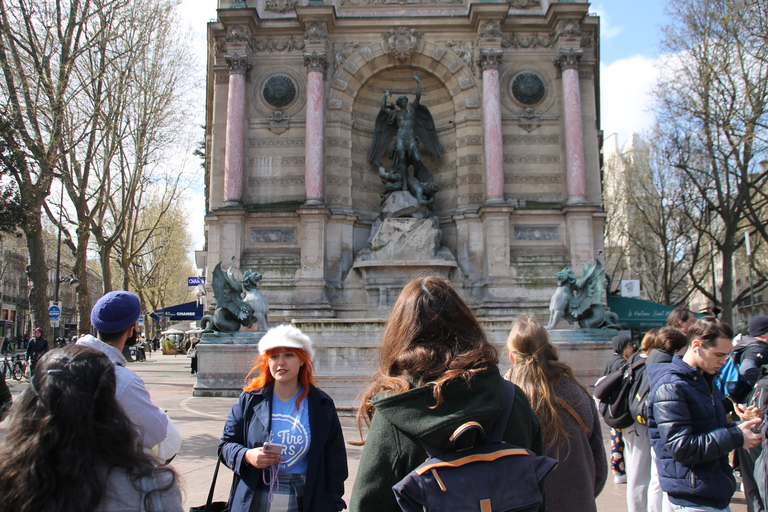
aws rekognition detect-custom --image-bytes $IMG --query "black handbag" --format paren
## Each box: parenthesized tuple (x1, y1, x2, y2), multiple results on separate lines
(189, 456, 234, 512)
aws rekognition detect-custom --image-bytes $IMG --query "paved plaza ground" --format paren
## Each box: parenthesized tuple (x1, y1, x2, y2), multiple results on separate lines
(0, 352, 749, 511)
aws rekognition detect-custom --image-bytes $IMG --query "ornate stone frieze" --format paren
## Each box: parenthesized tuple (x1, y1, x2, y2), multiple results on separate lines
(332, 42, 360, 73)
(553, 48, 583, 70)
(251, 228, 297, 244)
(246, 176, 305, 185)
(457, 174, 484, 185)
(281, 156, 305, 165)
(268, 111, 290, 135)
(326, 137, 351, 148)
(325, 155, 350, 166)
(303, 51, 329, 72)
(458, 154, 483, 166)
(304, 22, 328, 42)
(325, 174, 352, 185)
(503, 134, 559, 145)
(581, 33, 594, 49)
(383, 27, 421, 62)
(503, 154, 560, 163)
(505, 173, 562, 183)
(249, 137, 305, 147)
(264, 0, 297, 12)
(446, 41, 473, 68)
(341, 0, 461, 5)
(509, 0, 541, 7)
(501, 32, 553, 49)
(253, 36, 304, 53)
(478, 20, 502, 39)
(225, 54, 252, 74)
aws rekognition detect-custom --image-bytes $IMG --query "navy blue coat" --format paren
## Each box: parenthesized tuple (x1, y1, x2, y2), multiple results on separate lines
(647, 356, 743, 510)
(219, 384, 348, 512)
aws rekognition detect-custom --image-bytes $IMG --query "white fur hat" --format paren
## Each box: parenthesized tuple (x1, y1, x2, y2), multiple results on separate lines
(258, 324, 314, 360)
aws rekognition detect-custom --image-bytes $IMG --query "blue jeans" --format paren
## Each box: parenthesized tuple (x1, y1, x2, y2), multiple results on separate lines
(670, 504, 731, 512)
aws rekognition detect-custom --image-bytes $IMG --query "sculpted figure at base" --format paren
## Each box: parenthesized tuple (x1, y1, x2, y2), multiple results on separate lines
(546, 260, 620, 330)
(368, 75, 443, 209)
(201, 262, 270, 333)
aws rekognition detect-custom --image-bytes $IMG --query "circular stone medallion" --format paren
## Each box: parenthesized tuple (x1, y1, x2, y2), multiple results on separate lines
(263, 75, 297, 108)
(511, 72, 546, 105)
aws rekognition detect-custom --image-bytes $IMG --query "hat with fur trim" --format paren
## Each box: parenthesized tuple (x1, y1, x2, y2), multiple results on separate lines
(91, 291, 142, 334)
(258, 324, 314, 360)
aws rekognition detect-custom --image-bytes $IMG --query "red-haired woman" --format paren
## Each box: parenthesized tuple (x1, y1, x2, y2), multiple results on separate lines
(219, 325, 348, 512)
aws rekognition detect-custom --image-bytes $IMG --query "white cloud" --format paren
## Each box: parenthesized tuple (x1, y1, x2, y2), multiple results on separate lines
(592, 5, 624, 40)
(184, 188, 207, 261)
(601, 55, 659, 149)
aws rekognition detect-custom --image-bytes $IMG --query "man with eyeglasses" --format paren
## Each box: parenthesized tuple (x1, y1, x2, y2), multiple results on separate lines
(648, 317, 763, 512)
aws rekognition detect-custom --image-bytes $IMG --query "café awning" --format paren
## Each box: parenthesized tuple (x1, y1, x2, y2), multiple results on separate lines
(606, 296, 678, 329)
(150, 301, 204, 321)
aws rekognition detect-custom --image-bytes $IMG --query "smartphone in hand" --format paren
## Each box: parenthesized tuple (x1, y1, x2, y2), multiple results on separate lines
(262, 442, 284, 455)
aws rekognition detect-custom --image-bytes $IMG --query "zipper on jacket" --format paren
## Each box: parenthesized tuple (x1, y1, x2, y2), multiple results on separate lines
(690, 466, 695, 488)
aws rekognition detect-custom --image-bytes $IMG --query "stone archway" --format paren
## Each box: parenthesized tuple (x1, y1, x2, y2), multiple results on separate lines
(324, 40, 485, 219)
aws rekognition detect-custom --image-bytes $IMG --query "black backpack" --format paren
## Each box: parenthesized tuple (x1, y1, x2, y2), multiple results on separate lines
(746, 365, 768, 414)
(593, 355, 645, 429)
(628, 363, 651, 426)
(392, 381, 558, 512)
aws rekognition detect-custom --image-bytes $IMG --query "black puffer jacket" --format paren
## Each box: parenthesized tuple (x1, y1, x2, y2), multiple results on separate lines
(733, 335, 768, 387)
(647, 356, 743, 510)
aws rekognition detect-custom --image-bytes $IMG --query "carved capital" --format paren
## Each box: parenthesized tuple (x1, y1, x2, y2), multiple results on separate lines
(304, 22, 328, 42)
(226, 54, 252, 74)
(554, 48, 582, 71)
(303, 51, 329, 73)
(477, 48, 503, 71)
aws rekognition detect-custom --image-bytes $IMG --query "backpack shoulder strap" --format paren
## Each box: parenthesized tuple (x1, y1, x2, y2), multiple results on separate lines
(488, 380, 516, 444)
(556, 396, 590, 436)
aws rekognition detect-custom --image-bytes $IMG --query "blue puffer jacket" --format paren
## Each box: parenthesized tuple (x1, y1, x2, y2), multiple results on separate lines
(647, 356, 743, 510)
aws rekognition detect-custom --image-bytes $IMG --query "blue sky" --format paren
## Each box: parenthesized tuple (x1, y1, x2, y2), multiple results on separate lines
(594, 0, 667, 64)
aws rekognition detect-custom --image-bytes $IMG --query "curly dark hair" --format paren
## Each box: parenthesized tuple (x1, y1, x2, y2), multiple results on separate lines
(0, 345, 177, 512)
(356, 275, 498, 432)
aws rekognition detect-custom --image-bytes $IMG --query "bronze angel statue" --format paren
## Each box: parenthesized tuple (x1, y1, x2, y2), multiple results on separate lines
(367, 75, 443, 209)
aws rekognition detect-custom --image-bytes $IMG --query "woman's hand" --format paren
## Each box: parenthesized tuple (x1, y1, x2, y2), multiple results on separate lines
(735, 403, 761, 421)
(244, 447, 281, 469)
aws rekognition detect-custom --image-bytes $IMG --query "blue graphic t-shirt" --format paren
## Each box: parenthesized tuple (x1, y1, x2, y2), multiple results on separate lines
(270, 389, 311, 474)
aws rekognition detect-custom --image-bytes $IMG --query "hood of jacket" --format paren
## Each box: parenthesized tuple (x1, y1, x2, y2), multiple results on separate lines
(646, 348, 674, 366)
(733, 335, 767, 364)
(371, 367, 506, 449)
(648, 355, 716, 390)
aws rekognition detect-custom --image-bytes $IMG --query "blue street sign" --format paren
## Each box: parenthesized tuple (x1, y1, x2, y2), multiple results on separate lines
(48, 305, 61, 320)
(188, 277, 205, 286)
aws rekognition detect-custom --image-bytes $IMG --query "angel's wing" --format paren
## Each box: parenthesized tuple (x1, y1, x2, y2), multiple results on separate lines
(367, 106, 397, 165)
(414, 104, 443, 159)
(575, 260, 605, 306)
(211, 262, 250, 318)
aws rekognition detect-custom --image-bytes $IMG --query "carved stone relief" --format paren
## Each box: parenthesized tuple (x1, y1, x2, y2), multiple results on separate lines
(268, 111, 290, 134)
(264, 0, 297, 12)
(514, 226, 559, 241)
(226, 25, 252, 44)
(501, 32, 553, 49)
(477, 48, 503, 71)
(511, 72, 545, 105)
(263, 75, 297, 108)
(509, 0, 541, 7)
(555, 19, 582, 41)
(332, 42, 361, 73)
(304, 22, 328, 42)
(383, 27, 421, 61)
(252, 36, 304, 53)
(517, 107, 541, 132)
(446, 41, 473, 68)
(303, 51, 329, 73)
(341, 0, 461, 5)
(478, 20, 502, 39)
(252, 228, 297, 244)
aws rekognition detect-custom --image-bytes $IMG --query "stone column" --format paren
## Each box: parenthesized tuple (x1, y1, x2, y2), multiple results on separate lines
(478, 49, 505, 204)
(555, 49, 587, 204)
(224, 55, 251, 205)
(303, 51, 328, 206)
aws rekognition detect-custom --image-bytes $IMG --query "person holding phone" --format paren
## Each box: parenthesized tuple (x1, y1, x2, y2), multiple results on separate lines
(219, 325, 348, 512)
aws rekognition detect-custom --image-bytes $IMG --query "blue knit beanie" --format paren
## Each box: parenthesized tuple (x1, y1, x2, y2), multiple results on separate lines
(91, 291, 141, 333)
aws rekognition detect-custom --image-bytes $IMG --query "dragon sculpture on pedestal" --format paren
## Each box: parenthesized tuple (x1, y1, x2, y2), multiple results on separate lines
(201, 262, 270, 333)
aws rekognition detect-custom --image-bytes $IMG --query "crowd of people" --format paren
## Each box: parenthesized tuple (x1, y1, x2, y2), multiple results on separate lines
(2, 278, 768, 512)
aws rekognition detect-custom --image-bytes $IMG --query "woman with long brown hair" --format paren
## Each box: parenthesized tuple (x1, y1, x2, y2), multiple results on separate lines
(506, 314, 607, 512)
(219, 324, 348, 512)
(350, 275, 544, 512)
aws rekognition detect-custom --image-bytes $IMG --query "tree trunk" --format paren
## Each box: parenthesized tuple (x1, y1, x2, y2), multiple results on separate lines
(23, 210, 51, 341)
(74, 222, 92, 335)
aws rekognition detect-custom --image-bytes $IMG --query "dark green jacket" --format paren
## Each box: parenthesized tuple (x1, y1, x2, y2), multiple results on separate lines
(350, 366, 544, 512)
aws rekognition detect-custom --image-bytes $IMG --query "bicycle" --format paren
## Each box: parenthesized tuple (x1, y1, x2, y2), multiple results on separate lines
(2, 353, 25, 381)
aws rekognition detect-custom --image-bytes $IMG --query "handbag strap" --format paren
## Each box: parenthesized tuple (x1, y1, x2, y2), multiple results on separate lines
(556, 395, 590, 436)
(204, 456, 222, 512)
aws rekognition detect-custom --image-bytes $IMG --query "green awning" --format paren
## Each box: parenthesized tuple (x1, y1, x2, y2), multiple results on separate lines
(606, 296, 678, 329)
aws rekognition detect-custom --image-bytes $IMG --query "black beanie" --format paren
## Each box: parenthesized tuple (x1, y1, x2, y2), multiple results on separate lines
(749, 316, 768, 338)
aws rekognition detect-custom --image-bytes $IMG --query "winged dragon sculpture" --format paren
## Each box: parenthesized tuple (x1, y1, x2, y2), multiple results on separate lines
(546, 260, 620, 330)
(200, 262, 270, 333)
(367, 75, 443, 209)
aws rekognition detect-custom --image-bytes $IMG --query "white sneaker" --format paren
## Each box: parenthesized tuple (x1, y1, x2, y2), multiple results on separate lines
(614, 474, 627, 484)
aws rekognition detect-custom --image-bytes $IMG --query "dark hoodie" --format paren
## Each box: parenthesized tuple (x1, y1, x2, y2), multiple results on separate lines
(349, 367, 544, 512)
(732, 335, 768, 387)
(603, 334, 633, 375)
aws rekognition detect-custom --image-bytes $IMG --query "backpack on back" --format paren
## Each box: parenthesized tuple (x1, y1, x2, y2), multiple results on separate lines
(593, 356, 645, 429)
(746, 365, 768, 414)
(715, 354, 752, 404)
(629, 363, 650, 426)
(392, 381, 557, 512)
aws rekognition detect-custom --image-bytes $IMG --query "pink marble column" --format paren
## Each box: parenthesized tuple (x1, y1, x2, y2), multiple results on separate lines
(224, 55, 251, 204)
(479, 49, 505, 204)
(303, 51, 328, 206)
(556, 49, 587, 204)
